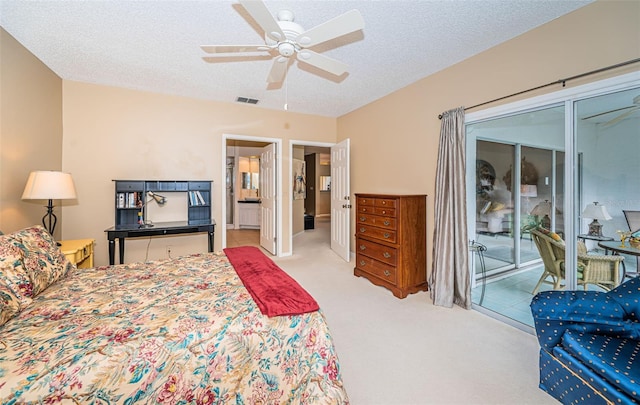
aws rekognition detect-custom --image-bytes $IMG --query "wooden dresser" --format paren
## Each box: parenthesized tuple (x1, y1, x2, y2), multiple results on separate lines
(354, 194, 427, 298)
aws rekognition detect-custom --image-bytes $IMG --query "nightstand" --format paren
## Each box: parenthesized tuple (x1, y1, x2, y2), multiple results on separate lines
(59, 239, 95, 268)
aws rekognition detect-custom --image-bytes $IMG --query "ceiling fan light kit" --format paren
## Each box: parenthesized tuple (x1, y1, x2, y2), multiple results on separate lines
(201, 0, 364, 86)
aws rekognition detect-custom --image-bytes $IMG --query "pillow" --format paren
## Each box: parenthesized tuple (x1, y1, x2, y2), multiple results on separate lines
(10, 225, 75, 296)
(610, 276, 640, 321)
(538, 227, 565, 245)
(0, 279, 23, 326)
(0, 236, 34, 305)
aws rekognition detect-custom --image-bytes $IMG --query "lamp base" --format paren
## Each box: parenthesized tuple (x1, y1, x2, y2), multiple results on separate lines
(540, 215, 551, 230)
(588, 219, 603, 237)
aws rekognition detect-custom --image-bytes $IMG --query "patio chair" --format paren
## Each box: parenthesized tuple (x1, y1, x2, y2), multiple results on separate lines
(531, 229, 624, 294)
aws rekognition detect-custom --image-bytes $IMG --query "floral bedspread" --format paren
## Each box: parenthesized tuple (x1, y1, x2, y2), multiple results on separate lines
(0, 252, 349, 404)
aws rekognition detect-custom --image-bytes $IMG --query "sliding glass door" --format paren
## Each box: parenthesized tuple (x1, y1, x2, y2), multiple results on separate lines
(466, 74, 640, 329)
(575, 86, 640, 279)
(468, 105, 565, 324)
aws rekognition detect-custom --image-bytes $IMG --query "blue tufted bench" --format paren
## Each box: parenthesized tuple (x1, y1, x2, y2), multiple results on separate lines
(530, 276, 640, 404)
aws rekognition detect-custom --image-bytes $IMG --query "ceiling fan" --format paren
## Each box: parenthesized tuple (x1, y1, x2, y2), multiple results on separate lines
(582, 94, 640, 126)
(201, 0, 364, 85)
(603, 95, 640, 126)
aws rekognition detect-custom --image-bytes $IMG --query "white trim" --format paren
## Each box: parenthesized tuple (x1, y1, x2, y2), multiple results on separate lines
(287, 140, 335, 256)
(221, 134, 283, 257)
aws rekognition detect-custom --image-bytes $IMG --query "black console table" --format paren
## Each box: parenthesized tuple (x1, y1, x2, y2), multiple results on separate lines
(105, 221, 215, 265)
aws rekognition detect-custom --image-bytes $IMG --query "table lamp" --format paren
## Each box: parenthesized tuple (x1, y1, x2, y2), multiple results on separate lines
(22, 171, 77, 236)
(582, 202, 611, 237)
(531, 200, 552, 229)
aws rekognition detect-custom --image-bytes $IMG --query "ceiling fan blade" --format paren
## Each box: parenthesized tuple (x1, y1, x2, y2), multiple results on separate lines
(239, 0, 285, 42)
(296, 9, 364, 48)
(581, 105, 635, 120)
(603, 106, 639, 126)
(201, 45, 271, 54)
(297, 50, 348, 76)
(267, 58, 289, 84)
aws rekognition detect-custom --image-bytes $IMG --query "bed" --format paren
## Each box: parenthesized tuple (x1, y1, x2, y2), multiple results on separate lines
(0, 225, 349, 404)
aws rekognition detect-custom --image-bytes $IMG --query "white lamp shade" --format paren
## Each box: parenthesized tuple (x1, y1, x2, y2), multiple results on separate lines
(581, 202, 612, 221)
(22, 171, 77, 200)
(531, 200, 551, 216)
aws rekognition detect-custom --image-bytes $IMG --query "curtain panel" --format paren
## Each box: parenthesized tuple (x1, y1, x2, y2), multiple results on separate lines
(429, 107, 471, 309)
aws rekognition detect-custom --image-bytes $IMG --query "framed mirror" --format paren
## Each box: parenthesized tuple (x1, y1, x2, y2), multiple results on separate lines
(240, 156, 259, 190)
(320, 175, 331, 191)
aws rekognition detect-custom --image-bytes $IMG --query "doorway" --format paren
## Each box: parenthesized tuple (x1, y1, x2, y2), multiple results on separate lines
(290, 142, 333, 254)
(221, 134, 282, 255)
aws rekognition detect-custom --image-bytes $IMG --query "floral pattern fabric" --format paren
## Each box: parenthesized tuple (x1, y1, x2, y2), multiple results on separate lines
(0, 241, 33, 306)
(0, 252, 349, 404)
(9, 225, 75, 295)
(0, 282, 22, 326)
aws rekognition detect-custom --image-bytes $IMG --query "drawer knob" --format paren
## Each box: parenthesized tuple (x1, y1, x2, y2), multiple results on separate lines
(383, 252, 391, 258)
(382, 210, 387, 214)
(359, 245, 366, 251)
(360, 227, 366, 233)
(384, 270, 391, 276)
(384, 220, 390, 226)
(382, 201, 387, 205)
(360, 217, 366, 221)
(360, 260, 366, 266)
(383, 233, 390, 238)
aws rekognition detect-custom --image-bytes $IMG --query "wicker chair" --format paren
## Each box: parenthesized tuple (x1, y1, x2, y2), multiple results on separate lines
(531, 229, 624, 294)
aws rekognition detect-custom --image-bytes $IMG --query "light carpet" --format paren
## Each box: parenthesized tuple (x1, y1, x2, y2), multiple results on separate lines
(271, 218, 556, 405)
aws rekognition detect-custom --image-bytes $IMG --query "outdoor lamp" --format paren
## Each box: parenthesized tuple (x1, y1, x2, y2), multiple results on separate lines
(582, 202, 612, 237)
(531, 200, 552, 229)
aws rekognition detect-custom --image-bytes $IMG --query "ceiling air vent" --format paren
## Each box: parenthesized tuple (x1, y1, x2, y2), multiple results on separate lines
(236, 97, 259, 105)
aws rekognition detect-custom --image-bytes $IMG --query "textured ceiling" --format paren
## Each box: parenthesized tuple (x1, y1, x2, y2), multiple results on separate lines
(0, 0, 593, 118)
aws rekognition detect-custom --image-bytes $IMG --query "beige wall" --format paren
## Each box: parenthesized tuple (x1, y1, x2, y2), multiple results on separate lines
(0, 29, 63, 236)
(61, 82, 336, 265)
(338, 0, 640, 276)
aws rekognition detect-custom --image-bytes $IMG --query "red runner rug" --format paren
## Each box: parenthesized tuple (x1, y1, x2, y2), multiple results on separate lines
(223, 246, 319, 317)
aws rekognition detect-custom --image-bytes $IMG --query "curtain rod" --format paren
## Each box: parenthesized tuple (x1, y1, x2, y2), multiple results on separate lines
(438, 57, 640, 119)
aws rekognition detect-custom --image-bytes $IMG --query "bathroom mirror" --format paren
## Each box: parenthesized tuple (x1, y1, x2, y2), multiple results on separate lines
(241, 172, 259, 190)
(320, 175, 331, 191)
(240, 156, 259, 190)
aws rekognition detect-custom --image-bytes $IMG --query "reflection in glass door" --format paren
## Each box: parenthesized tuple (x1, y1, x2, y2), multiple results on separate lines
(476, 141, 516, 273)
(468, 105, 565, 325)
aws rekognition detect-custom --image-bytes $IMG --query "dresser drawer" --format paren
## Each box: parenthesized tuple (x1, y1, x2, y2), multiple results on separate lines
(356, 213, 397, 230)
(375, 198, 397, 209)
(357, 238, 397, 266)
(356, 224, 397, 243)
(356, 253, 397, 284)
(374, 207, 396, 217)
(357, 197, 376, 207)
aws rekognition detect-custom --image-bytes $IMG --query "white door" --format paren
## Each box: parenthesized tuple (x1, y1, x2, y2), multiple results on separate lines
(260, 143, 277, 254)
(331, 138, 351, 261)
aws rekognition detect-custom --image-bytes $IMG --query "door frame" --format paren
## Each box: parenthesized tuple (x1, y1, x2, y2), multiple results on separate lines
(221, 133, 283, 256)
(287, 140, 335, 256)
